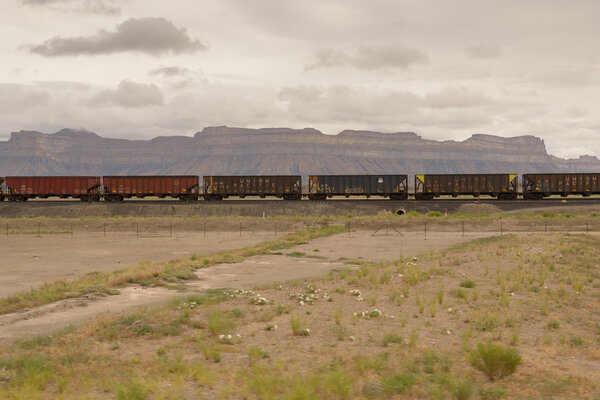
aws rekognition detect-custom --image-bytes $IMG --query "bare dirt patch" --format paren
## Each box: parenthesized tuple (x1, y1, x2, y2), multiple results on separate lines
(278, 230, 493, 261)
(0, 232, 273, 297)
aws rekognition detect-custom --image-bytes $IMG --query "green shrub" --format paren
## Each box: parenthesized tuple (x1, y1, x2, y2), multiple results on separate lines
(451, 288, 469, 301)
(207, 310, 235, 336)
(547, 320, 560, 330)
(382, 373, 416, 394)
(459, 280, 476, 288)
(291, 316, 306, 336)
(382, 333, 404, 347)
(248, 346, 270, 365)
(427, 211, 444, 217)
(229, 308, 246, 318)
(470, 342, 521, 381)
(116, 381, 150, 400)
(473, 311, 502, 332)
(451, 378, 474, 400)
(570, 337, 584, 347)
(479, 388, 507, 400)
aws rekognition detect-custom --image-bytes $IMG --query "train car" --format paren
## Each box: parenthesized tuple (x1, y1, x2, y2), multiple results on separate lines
(522, 173, 600, 199)
(4, 176, 102, 201)
(308, 175, 408, 200)
(203, 175, 302, 200)
(102, 176, 199, 201)
(414, 174, 518, 200)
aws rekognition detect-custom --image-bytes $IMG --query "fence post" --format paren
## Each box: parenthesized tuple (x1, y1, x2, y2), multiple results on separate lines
(6, 222, 8, 236)
(239, 222, 242, 237)
(170, 222, 172, 238)
(203, 222, 206, 237)
(587, 221, 589, 234)
(462, 221, 465, 237)
(274, 223, 277, 237)
(500, 220, 503, 236)
(38, 222, 41, 237)
(71, 223, 73, 236)
(104, 223, 106, 237)
(137, 223, 139, 237)
(424, 222, 427, 240)
(544, 220, 547, 234)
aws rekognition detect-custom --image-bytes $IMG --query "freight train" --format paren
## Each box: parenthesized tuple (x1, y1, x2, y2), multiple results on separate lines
(0, 173, 599, 201)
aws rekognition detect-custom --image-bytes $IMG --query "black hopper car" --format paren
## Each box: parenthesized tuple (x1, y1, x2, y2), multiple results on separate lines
(308, 175, 409, 200)
(414, 174, 519, 200)
(522, 173, 600, 199)
(203, 175, 302, 201)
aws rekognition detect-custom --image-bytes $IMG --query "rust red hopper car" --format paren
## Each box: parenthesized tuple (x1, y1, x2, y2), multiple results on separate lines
(4, 176, 101, 201)
(102, 176, 199, 201)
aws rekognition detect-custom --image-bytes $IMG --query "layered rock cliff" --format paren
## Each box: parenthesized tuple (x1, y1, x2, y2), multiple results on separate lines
(0, 126, 598, 177)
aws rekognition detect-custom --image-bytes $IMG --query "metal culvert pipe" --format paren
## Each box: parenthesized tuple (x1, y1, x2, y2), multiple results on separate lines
(395, 209, 406, 216)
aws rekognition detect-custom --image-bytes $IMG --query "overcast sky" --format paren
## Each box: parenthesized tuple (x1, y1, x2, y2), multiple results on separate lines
(1, 0, 599, 158)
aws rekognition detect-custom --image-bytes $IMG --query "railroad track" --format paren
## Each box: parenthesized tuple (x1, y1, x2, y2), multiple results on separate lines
(2, 198, 600, 206)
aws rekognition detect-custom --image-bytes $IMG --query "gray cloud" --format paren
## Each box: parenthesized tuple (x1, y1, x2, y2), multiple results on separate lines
(20, 0, 122, 15)
(276, 84, 544, 135)
(565, 107, 589, 118)
(513, 66, 600, 88)
(465, 45, 502, 60)
(0, 84, 52, 115)
(149, 66, 194, 78)
(278, 85, 421, 124)
(424, 87, 495, 109)
(148, 66, 208, 89)
(86, 80, 163, 108)
(305, 44, 429, 71)
(28, 18, 208, 57)
(21, 0, 63, 4)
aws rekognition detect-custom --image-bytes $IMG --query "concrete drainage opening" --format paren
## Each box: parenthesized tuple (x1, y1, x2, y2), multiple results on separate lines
(395, 209, 406, 216)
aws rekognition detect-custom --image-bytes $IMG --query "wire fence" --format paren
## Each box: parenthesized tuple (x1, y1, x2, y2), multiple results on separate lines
(1, 219, 308, 238)
(356, 218, 600, 238)
(1, 217, 599, 239)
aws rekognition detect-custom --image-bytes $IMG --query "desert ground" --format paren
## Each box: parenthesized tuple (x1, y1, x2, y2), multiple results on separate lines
(0, 229, 493, 342)
(0, 210, 599, 399)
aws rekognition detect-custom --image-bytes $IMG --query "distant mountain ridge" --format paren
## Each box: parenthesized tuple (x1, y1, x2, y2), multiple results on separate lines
(0, 126, 598, 177)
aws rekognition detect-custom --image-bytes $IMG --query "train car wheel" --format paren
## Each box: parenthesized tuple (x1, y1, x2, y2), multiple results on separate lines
(178, 194, 197, 201)
(415, 193, 434, 200)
